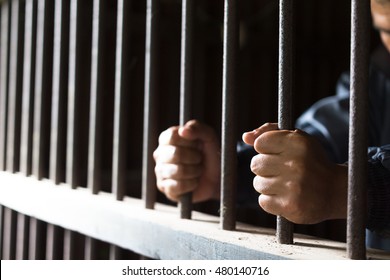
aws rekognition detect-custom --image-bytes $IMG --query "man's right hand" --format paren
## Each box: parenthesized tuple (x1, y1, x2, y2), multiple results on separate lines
(153, 120, 221, 203)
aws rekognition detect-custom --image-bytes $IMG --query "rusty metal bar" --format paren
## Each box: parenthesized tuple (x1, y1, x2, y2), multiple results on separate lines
(276, 0, 294, 244)
(142, 0, 158, 209)
(178, 0, 194, 220)
(28, 217, 45, 259)
(2, 208, 16, 259)
(112, 0, 131, 201)
(347, 0, 370, 260)
(220, 0, 238, 231)
(6, 0, 25, 173)
(0, 0, 10, 171)
(16, 213, 29, 259)
(49, 0, 70, 184)
(20, 0, 37, 176)
(32, 0, 54, 180)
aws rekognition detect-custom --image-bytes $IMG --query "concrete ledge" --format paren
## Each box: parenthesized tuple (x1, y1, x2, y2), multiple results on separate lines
(0, 171, 389, 260)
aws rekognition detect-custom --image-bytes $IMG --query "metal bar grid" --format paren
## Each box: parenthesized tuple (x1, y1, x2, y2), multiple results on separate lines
(348, 0, 370, 260)
(220, 0, 238, 231)
(276, 0, 294, 244)
(178, 0, 194, 220)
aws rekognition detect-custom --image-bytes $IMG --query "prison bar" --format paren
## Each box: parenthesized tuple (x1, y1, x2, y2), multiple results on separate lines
(49, 0, 69, 184)
(85, 0, 107, 259)
(20, 0, 36, 177)
(276, 0, 294, 244)
(65, 0, 92, 259)
(110, 0, 132, 260)
(16, 213, 29, 259)
(142, 0, 158, 210)
(178, 0, 194, 220)
(31, 0, 54, 180)
(221, 0, 238, 231)
(348, 0, 370, 260)
(6, 0, 24, 173)
(112, 0, 132, 202)
(0, 0, 10, 171)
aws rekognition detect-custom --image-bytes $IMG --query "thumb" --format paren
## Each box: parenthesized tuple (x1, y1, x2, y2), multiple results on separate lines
(178, 120, 218, 144)
(242, 123, 279, 146)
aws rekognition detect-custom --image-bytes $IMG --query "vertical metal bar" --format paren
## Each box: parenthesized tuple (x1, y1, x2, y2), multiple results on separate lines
(111, 0, 131, 257)
(112, 0, 131, 201)
(178, 0, 194, 220)
(84, 237, 97, 260)
(220, 0, 238, 231)
(63, 229, 76, 259)
(0, 205, 3, 259)
(2, 208, 16, 259)
(142, 0, 158, 209)
(49, 0, 70, 184)
(46, 224, 63, 260)
(66, 0, 78, 188)
(347, 0, 370, 260)
(16, 213, 29, 259)
(276, 0, 294, 244)
(6, 0, 25, 173)
(20, 0, 37, 176)
(65, 0, 92, 258)
(32, 0, 54, 180)
(0, 0, 10, 171)
(87, 0, 106, 194)
(28, 217, 45, 259)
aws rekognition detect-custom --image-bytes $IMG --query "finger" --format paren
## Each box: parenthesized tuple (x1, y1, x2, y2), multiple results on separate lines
(157, 178, 198, 202)
(250, 154, 281, 177)
(242, 123, 279, 146)
(178, 120, 218, 144)
(258, 194, 282, 216)
(158, 126, 200, 149)
(155, 163, 202, 180)
(153, 145, 202, 164)
(252, 176, 279, 195)
(253, 130, 291, 154)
